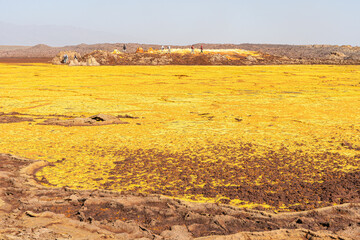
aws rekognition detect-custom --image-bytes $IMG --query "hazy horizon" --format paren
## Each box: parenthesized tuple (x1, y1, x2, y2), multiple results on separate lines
(1, 0, 359, 46)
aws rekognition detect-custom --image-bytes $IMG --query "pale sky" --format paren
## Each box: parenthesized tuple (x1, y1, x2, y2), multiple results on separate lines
(0, 0, 359, 46)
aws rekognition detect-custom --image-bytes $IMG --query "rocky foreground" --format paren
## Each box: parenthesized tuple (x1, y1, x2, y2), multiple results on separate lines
(0, 153, 359, 239)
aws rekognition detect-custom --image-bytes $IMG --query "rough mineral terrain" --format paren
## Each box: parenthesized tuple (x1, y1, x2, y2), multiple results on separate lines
(1, 45, 360, 239)
(1, 153, 359, 239)
(1, 43, 360, 65)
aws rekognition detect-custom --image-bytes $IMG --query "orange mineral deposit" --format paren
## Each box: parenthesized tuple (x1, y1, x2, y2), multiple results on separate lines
(136, 47, 144, 53)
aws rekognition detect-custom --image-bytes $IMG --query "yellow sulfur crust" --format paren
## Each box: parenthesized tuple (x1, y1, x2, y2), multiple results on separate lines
(0, 63, 359, 210)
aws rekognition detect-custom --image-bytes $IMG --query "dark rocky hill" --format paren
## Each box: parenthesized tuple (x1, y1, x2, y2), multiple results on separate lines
(1, 43, 360, 65)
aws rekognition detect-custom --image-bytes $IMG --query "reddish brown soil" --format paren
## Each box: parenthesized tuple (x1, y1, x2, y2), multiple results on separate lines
(0, 115, 33, 123)
(0, 57, 51, 63)
(0, 153, 359, 239)
(100, 146, 360, 212)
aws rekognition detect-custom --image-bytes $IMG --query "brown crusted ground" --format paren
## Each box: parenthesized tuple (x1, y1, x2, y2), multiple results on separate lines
(104, 147, 360, 211)
(0, 112, 72, 124)
(38, 114, 129, 126)
(1, 53, 358, 65)
(0, 153, 359, 239)
(0, 115, 33, 123)
(0, 57, 51, 63)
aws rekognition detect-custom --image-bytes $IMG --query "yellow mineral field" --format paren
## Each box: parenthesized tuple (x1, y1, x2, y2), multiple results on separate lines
(0, 63, 359, 211)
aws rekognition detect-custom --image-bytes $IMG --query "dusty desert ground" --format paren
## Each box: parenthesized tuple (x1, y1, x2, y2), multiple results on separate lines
(0, 63, 360, 239)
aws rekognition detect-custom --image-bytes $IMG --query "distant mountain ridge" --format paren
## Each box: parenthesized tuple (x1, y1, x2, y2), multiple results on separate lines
(0, 22, 124, 47)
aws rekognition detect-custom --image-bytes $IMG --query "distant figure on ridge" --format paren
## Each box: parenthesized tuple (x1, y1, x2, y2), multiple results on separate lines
(63, 54, 68, 64)
(161, 45, 165, 52)
(191, 45, 195, 54)
(123, 44, 127, 52)
(201, 45, 203, 53)
(168, 46, 171, 54)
